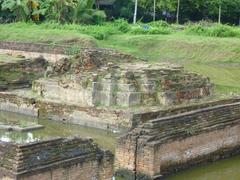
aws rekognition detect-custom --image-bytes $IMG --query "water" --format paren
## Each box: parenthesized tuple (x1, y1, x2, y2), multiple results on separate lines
(1, 111, 240, 179)
(0, 111, 116, 152)
(168, 156, 240, 180)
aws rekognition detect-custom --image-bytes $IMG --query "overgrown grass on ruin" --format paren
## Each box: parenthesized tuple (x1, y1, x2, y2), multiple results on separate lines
(1, 21, 240, 94)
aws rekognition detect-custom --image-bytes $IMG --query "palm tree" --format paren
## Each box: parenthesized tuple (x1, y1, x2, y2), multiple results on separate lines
(73, 0, 95, 23)
(1, 0, 31, 22)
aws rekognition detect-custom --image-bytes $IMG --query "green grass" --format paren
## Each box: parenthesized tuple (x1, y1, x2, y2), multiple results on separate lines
(0, 23, 97, 47)
(98, 34, 240, 94)
(0, 22, 240, 94)
(98, 34, 240, 64)
(186, 64, 240, 94)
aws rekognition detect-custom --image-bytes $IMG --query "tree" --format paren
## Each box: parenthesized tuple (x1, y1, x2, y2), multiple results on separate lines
(176, 0, 180, 23)
(1, 0, 31, 21)
(133, 0, 138, 24)
(153, 0, 156, 21)
(112, 0, 134, 21)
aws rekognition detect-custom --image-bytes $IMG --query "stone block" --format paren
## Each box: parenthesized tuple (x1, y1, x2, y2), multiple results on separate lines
(116, 92, 141, 107)
(93, 90, 115, 106)
(117, 83, 136, 92)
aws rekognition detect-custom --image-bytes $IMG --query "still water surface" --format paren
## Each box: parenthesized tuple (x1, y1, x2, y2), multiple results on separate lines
(168, 155, 240, 180)
(0, 110, 116, 152)
(0, 111, 240, 179)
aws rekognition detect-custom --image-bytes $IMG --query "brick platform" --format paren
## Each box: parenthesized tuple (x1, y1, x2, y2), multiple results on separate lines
(0, 137, 114, 180)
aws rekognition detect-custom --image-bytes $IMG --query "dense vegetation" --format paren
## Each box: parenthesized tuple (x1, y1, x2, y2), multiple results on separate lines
(1, 0, 240, 24)
(0, 0, 106, 24)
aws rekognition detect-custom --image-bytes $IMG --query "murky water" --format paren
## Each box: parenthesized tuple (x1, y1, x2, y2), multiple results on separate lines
(168, 156, 240, 180)
(0, 111, 116, 152)
(1, 110, 240, 179)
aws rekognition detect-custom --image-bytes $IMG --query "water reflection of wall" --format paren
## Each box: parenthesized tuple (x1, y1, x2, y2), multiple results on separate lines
(0, 110, 116, 151)
(0, 131, 40, 143)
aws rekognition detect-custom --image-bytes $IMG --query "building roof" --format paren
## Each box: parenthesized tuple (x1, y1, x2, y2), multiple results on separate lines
(98, 0, 115, 6)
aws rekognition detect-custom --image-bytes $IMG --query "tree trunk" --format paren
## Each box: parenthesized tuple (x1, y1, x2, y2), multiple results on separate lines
(95, 0, 100, 9)
(218, 4, 222, 24)
(133, 0, 138, 24)
(176, 0, 180, 24)
(153, 0, 156, 21)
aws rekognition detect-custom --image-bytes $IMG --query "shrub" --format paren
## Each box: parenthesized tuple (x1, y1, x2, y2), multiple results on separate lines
(207, 24, 239, 37)
(185, 23, 240, 38)
(130, 24, 171, 35)
(92, 10, 106, 25)
(185, 24, 207, 35)
(39, 22, 121, 40)
(148, 20, 170, 28)
(113, 19, 131, 33)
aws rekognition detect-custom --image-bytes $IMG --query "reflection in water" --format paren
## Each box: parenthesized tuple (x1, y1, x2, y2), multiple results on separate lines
(0, 131, 40, 143)
(168, 155, 240, 180)
(0, 111, 116, 152)
(1, 110, 240, 179)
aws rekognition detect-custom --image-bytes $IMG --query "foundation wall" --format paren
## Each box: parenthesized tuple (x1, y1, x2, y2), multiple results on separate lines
(116, 101, 240, 178)
(131, 98, 240, 126)
(0, 57, 47, 90)
(0, 92, 131, 131)
(0, 41, 68, 54)
(0, 49, 67, 63)
(0, 138, 114, 180)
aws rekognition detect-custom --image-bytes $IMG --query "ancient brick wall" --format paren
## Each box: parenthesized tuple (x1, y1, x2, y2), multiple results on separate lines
(0, 41, 68, 54)
(0, 137, 114, 180)
(0, 41, 137, 63)
(0, 57, 47, 91)
(131, 98, 240, 126)
(0, 93, 38, 117)
(0, 92, 132, 131)
(116, 101, 240, 178)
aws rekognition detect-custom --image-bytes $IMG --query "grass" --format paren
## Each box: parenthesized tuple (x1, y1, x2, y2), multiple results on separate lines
(98, 34, 240, 94)
(0, 23, 97, 47)
(0, 22, 240, 94)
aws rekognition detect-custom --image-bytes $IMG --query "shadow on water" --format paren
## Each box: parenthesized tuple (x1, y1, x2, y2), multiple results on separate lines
(1, 111, 240, 179)
(0, 110, 117, 152)
(167, 155, 240, 180)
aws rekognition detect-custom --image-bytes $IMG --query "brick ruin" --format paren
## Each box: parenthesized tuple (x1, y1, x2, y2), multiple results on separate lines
(0, 57, 47, 91)
(33, 62, 212, 108)
(0, 137, 114, 180)
(0, 42, 214, 131)
(1, 41, 240, 179)
(33, 48, 212, 108)
(115, 100, 240, 179)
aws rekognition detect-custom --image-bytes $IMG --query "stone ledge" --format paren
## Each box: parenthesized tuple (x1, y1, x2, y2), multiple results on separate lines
(0, 124, 44, 132)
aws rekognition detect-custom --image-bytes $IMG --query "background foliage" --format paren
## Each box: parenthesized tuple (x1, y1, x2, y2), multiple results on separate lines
(1, 0, 240, 24)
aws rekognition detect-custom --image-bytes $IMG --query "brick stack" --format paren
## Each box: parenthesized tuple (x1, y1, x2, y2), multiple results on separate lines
(116, 100, 240, 179)
(0, 137, 114, 180)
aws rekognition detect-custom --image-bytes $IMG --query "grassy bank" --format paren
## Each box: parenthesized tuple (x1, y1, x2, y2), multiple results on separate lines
(0, 22, 240, 94)
(0, 23, 97, 47)
(99, 34, 240, 94)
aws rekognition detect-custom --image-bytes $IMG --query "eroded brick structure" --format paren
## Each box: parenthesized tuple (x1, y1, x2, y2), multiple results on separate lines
(0, 40, 240, 179)
(0, 57, 47, 91)
(0, 137, 114, 180)
(0, 43, 214, 131)
(33, 48, 212, 108)
(115, 100, 240, 179)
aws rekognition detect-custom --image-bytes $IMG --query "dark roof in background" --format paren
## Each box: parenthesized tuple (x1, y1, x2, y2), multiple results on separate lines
(98, 0, 115, 6)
